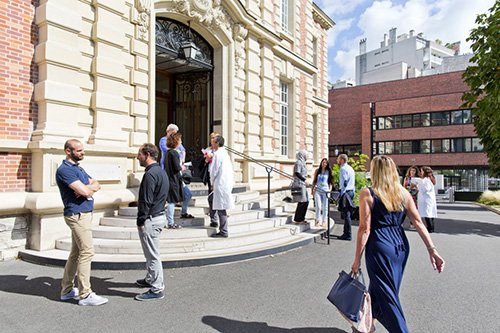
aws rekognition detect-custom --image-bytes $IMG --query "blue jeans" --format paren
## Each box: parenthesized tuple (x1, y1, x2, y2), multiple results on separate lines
(314, 189, 329, 223)
(181, 185, 192, 215)
(166, 202, 175, 226)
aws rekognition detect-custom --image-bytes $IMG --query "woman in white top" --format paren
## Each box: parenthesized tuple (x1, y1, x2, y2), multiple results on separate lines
(412, 166, 437, 232)
(311, 158, 333, 227)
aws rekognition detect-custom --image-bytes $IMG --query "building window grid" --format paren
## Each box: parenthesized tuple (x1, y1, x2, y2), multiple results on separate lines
(375, 109, 473, 130)
(281, 0, 289, 32)
(374, 137, 483, 154)
(329, 145, 362, 157)
(279, 82, 289, 156)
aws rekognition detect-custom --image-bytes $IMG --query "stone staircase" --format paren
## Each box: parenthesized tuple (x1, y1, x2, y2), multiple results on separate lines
(19, 184, 329, 269)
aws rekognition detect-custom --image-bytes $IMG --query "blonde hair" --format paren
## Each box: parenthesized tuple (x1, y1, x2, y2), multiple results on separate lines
(370, 155, 405, 212)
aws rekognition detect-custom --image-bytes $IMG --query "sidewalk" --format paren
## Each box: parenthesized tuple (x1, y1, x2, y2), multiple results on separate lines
(1, 201, 499, 333)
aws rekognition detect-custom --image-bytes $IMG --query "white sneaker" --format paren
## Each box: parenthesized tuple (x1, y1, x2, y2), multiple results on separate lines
(78, 292, 108, 306)
(60, 287, 79, 301)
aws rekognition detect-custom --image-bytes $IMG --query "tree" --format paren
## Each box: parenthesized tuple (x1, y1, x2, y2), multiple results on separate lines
(462, 1, 500, 177)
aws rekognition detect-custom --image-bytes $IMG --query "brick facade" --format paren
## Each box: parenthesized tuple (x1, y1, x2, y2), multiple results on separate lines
(329, 71, 489, 170)
(0, 0, 38, 191)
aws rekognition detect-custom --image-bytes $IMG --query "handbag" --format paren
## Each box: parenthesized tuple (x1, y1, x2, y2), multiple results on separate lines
(327, 270, 374, 332)
(181, 169, 192, 185)
(291, 186, 303, 196)
(290, 182, 306, 202)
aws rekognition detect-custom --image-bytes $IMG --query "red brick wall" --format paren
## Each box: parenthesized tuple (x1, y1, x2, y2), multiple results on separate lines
(330, 71, 469, 145)
(389, 152, 488, 168)
(329, 71, 488, 170)
(0, 0, 38, 191)
(0, 153, 31, 191)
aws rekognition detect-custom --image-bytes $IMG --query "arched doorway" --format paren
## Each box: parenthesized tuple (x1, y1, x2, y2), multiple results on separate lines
(155, 17, 213, 177)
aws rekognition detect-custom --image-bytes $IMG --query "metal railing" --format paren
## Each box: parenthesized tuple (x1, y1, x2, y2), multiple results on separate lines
(225, 146, 294, 218)
(225, 146, 333, 245)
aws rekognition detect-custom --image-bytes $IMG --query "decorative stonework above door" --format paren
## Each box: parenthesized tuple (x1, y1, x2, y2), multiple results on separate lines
(174, 0, 230, 30)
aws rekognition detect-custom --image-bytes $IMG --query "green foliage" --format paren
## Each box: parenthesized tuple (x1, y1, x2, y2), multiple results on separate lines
(331, 152, 371, 205)
(462, 1, 500, 177)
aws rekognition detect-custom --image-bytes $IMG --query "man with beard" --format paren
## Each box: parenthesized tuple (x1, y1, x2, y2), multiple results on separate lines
(56, 139, 108, 306)
(134, 143, 169, 301)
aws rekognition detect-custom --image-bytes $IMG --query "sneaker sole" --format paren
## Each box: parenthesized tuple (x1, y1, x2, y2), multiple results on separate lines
(134, 295, 165, 301)
(78, 300, 108, 306)
(60, 296, 80, 301)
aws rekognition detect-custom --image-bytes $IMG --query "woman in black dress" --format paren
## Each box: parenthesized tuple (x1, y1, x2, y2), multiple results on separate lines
(165, 132, 184, 229)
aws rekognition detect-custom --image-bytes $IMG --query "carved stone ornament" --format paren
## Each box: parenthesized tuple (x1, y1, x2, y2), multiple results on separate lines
(135, 0, 152, 40)
(232, 23, 248, 42)
(174, 0, 230, 30)
(232, 24, 247, 72)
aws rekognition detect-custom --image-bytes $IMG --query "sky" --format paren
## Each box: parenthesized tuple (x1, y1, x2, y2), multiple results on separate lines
(314, 0, 496, 83)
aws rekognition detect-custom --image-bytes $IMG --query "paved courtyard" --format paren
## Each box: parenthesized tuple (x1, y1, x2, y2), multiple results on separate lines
(0, 202, 499, 333)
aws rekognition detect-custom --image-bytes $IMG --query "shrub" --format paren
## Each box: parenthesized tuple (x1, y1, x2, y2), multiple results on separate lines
(478, 190, 500, 205)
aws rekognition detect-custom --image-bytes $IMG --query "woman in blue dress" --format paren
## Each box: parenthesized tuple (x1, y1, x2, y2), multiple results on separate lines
(351, 156, 445, 333)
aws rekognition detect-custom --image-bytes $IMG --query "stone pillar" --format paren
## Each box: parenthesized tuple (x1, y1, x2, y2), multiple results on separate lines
(32, 0, 87, 143)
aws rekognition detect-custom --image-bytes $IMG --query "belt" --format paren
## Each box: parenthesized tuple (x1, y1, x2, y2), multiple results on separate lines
(149, 212, 165, 218)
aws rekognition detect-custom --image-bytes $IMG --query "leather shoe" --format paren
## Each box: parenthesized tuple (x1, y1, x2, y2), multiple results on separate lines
(211, 232, 228, 238)
(337, 235, 352, 241)
(209, 222, 218, 228)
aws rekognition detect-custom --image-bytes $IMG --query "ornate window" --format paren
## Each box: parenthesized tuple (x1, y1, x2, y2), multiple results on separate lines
(155, 18, 213, 71)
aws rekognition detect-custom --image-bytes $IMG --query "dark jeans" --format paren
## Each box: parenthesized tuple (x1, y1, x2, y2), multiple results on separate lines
(424, 217, 435, 233)
(342, 209, 352, 239)
(342, 190, 354, 238)
(294, 201, 309, 222)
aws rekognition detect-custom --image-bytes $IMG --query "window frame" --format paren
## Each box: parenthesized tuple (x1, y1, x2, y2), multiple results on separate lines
(279, 81, 289, 157)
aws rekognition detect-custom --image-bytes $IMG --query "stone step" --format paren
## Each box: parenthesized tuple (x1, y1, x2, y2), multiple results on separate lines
(55, 223, 311, 255)
(19, 228, 323, 269)
(117, 191, 264, 217)
(18, 184, 338, 269)
(100, 207, 285, 229)
(92, 214, 292, 240)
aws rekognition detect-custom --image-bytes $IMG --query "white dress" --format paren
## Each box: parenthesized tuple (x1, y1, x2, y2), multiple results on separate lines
(412, 177, 437, 218)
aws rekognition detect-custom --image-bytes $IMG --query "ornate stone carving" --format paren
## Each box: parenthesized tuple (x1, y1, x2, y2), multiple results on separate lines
(232, 24, 247, 72)
(135, 0, 151, 41)
(174, 0, 230, 31)
(234, 43, 244, 72)
(232, 23, 248, 42)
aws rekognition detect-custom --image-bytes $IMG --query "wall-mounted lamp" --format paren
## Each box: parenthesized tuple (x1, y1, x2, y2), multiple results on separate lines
(180, 21, 198, 61)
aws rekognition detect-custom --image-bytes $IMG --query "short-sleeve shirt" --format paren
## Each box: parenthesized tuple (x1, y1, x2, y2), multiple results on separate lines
(316, 171, 330, 191)
(56, 160, 94, 216)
